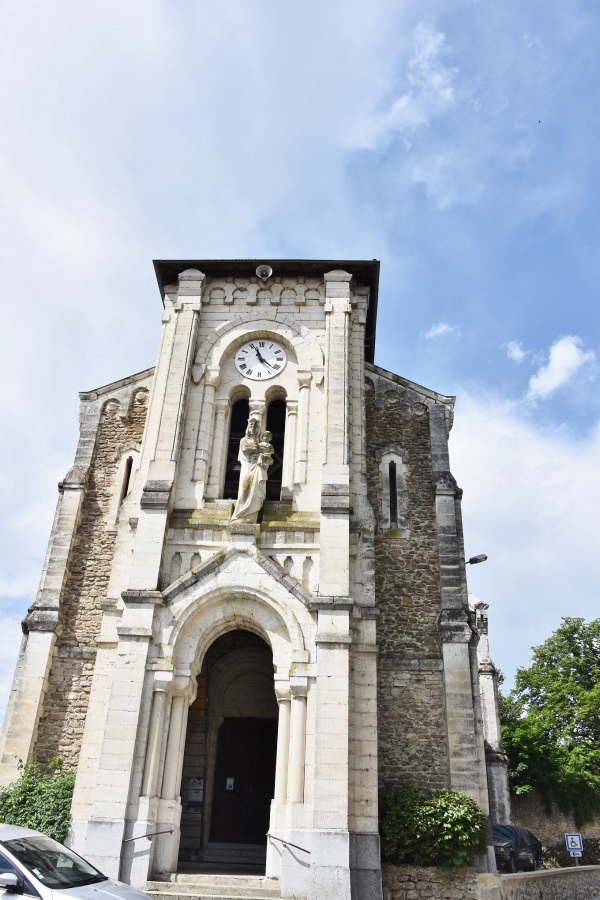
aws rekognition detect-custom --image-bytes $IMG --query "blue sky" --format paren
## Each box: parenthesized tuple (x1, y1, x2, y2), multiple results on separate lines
(1, 0, 599, 719)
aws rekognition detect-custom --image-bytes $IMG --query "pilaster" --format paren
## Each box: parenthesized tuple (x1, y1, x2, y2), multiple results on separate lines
(319, 270, 352, 598)
(128, 269, 204, 591)
(430, 403, 493, 868)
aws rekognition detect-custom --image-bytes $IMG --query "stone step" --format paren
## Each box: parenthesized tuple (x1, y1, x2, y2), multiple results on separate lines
(147, 894, 278, 900)
(146, 875, 280, 900)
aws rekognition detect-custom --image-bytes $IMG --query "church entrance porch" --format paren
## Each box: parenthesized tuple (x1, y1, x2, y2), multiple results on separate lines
(178, 630, 278, 874)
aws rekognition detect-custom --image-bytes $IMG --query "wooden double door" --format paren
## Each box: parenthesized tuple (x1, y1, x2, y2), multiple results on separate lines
(210, 717, 277, 844)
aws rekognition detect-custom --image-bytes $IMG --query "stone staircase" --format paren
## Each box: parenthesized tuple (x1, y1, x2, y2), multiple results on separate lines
(146, 874, 281, 900)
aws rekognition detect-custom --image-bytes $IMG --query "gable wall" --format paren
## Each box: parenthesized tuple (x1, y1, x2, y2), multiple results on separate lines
(34, 389, 149, 769)
(365, 369, 450, 791)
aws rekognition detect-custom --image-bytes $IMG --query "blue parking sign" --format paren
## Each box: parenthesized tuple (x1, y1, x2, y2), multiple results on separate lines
(565, 833, 583, 852)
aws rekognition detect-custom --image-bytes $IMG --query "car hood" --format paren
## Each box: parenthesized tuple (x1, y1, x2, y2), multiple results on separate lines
(56, 879, 150, 900)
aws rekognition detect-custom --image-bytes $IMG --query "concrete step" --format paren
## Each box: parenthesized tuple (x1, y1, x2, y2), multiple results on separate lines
(147, 894, 278, 900)
(146, 875, 280, 900)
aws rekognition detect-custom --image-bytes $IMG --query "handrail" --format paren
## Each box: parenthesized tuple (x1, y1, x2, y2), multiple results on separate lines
(122, 829, 174, 843)
(266, 833, 310, 855)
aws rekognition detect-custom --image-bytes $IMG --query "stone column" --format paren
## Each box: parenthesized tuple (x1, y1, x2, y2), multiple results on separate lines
(274, 685, 291, 804)
(295, 372, 311, 484)
(289, 682, 308, 804)
(266, 683, 292, 879)
(141, 687, 168, 798)
(154, 688, 190, 875)
(161, 695, 187, 800)
(281, 401, 298, 499)
(206, 401, 230, 499)
(192, 367, 220, 494)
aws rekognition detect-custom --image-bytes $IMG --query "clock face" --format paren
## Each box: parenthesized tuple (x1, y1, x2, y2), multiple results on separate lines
(235, 339, 287, 381)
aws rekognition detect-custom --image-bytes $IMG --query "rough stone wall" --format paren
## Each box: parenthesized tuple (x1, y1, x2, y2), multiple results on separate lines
(512, 791, 600, 865)
(381, 864, 479, 900)
(365, 370, 450, 791)
(485, 867, 600, 900)
(35, 389, 149, 769)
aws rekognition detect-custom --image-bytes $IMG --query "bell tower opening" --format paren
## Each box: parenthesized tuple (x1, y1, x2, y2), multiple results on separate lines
(223, 399, 250, 499)
(265, 398, 286, 501)
(178, 630, 278, 873)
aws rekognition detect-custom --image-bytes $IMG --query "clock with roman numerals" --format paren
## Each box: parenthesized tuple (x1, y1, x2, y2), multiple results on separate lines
(234, 339, 287, 381)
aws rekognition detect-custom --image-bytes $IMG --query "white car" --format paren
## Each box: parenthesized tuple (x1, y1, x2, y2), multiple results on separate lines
(0, 826, 149, 900)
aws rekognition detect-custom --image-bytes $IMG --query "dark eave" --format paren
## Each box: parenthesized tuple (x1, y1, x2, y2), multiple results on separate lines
(153, 258, 380, 363)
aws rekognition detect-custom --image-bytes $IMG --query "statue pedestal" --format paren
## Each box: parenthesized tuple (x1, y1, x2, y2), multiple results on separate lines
(227, 522, 260, 548)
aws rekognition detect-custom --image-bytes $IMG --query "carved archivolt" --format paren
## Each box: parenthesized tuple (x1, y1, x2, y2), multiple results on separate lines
(193, 311, 324, 378)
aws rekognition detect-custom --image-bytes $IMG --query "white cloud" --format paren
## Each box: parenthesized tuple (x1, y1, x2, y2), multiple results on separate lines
(451, 392, 600, 687)
(423, 321, 459, 339)
(0, 575, 38, 600)
(504, 340, 528, 363)
(526, 335, 595, 401)
(383, 23, 457, 140)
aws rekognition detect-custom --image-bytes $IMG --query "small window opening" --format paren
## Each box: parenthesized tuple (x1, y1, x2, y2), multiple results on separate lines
(389, 461, 398, 528)
(265, 399, 286, 501)
(119, 456, 133, 506)
(223, 399, 250, 499)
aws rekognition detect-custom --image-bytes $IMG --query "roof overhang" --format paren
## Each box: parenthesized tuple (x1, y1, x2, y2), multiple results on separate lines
(153, 258, 380, 362)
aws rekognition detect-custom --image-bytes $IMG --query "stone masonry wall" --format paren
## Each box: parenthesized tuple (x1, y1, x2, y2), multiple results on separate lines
(365, 369, 450, 791)
(35, 389, 149, 769)
(512, 790, 600, 865)
(382, 865, 479, 900)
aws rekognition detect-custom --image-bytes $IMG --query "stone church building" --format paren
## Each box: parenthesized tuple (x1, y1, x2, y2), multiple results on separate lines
(0, 259, 505, 899)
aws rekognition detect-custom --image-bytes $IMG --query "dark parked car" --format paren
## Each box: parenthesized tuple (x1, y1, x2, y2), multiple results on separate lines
(492, 824, 543, 873)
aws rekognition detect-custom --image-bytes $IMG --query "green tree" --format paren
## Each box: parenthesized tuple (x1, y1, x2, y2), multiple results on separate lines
(500, 617, 600, 827)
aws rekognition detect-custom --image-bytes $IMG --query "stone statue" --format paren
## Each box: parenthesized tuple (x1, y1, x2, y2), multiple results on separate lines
(231, 418, 274, 523)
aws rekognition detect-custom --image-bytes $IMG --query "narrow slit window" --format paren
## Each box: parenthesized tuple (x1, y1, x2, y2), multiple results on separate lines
(223, 399, 250, 499)
(389, 461, 398, 528)
(119, 456, 133, 506)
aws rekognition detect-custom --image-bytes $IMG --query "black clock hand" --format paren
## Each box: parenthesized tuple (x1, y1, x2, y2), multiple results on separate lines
(255, 349, 275, 370)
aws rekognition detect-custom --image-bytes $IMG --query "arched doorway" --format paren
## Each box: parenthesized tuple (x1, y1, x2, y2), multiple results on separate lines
(178, 630, 278, 872)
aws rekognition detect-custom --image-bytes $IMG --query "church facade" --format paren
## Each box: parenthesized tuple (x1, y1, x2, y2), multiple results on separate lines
(0, 259, 498, 899)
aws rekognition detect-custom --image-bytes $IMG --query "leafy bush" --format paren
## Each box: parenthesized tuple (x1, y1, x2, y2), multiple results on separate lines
(0, 759, 74, 843)
(380, 784, 422, 863)
(380, 784, 486, 870)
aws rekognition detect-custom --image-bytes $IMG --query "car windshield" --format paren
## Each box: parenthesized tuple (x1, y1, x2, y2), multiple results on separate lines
(3, 836, 108, 889)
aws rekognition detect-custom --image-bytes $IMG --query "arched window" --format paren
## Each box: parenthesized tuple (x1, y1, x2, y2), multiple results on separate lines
(265, 399, 286, 501)
(376, 445, 409, 534)
(223, 399, 250, 499)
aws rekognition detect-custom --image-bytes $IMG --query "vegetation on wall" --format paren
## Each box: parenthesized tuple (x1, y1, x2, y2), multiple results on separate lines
(500, 617, 600, 828)
(379, 784, 486, 870)
(0, 759, 74, 843)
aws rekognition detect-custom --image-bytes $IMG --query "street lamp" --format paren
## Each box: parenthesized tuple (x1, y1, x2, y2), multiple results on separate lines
(465, 554, 488, 565)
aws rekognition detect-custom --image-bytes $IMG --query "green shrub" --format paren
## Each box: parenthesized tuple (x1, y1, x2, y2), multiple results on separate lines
(380, 784, 486, 870)
(379, 784, 422, 863)
(0, 759, 75, 843)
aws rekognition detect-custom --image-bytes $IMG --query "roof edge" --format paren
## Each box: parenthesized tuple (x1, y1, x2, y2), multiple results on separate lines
(79, 366, 155, 401)
(153, 258, 380, 363)
(367, 361, 456, 407)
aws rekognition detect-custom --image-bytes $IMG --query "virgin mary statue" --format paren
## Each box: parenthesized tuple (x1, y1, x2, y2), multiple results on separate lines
(231, 417, 274, 523)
